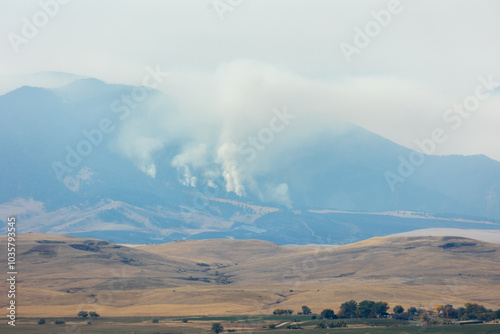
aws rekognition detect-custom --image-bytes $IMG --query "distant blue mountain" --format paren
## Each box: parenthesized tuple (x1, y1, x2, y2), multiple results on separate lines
(1, 78, 499, 244)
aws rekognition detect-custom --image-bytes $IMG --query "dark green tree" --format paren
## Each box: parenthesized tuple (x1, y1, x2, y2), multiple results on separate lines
(357, 300, 375, 318)
(38, 318, 46, 325)
(315, 320, 326, 329)
(328, 320, 347, 328)
(339, 300, 357, 318)
(89, 311, 100, 318)
(393, 305, 404, 314)
(442, 305, 457, 319)
(301, 305, 312, 315)
(320, 309, 336, 319)
(211, 322, 224, 333)
(78, 311, 89, 318)
(464, 302, 487, 319)
(373, 301, 389, 317)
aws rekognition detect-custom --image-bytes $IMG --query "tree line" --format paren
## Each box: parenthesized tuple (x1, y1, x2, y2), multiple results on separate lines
(279, 300, 500, 322)
(433, 303, 500, 322)
(274, 300, 392, 319)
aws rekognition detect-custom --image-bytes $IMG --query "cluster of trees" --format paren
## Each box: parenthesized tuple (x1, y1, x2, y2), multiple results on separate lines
(292, 300, 390, 322)
(301, 300, 425, 320)
(214, 301, 499, 333)
(391, 305, 425, 320)
(290, 301, 500, 322)
(434, 303, 500, 321)
(77, 311, 100, 318)
(338, 300, 390, 318)
(315, 320, 347, 328)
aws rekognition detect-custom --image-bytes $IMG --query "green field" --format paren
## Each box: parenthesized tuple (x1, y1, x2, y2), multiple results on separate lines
(3, 316, 500, 334)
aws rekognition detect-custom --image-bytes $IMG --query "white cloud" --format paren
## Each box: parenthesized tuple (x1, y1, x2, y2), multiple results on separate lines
(63, 167, 95, 192)
(0, 198, 45, 218)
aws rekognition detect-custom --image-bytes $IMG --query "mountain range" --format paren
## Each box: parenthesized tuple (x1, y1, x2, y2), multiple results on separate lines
(1, 78, 499, 244)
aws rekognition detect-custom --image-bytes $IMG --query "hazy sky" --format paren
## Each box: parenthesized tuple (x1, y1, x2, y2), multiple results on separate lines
(1, 0, 500, 162)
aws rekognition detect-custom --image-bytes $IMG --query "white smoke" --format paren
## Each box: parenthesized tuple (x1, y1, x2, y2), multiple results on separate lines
(266, 183, 292, 209)
(114, 59, 452, 207)
(216, 143, 246, 196)
(116, 129, 164, 179)
(171, 144, 208, 187)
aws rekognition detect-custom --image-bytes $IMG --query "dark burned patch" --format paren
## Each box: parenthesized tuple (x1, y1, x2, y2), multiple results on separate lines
(25, 245, 58, 256)
(63, 287, 84, 294)
(69, 244, 100, 252)
(83, 240, 109, 246)
(185, 276, 211, 283)
(77, 253, 112, 259)
(119, 256, 142, 266)
(441, 236, 469, 241)
(196, 263, 210, 267)
(336, 272, 356, 278)
(439, 242, 476, 249)
(92, 277, 167, 290)
(36, 240, 66, 244)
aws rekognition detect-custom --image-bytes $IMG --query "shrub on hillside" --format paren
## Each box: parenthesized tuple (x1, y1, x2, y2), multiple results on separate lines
(211, 322, 224, 333)
(78, 310, 88, 318)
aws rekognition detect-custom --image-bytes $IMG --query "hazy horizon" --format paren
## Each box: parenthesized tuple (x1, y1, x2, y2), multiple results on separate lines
(1, 0, 500, 164)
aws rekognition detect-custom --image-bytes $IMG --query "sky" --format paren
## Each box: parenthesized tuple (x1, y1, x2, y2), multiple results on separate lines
(1, 0, 500, 162)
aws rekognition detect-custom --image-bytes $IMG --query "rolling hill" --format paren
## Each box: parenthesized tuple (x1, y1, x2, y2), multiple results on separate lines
(2, 233, 499, 317)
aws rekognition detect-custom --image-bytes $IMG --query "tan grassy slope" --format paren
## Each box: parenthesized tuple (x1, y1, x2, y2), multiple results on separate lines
(139, 238, 301, 264)
(1, 233, 499, 317)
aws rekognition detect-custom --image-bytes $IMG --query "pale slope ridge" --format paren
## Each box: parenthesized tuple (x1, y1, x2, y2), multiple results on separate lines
(139, 235, 499, 264)
(223, 236, 500, 285)
(139, 238, 302, 264)
(390, 228, 500, 243)
(5, 233, 213, 292)
(138, 236, 500, 288)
